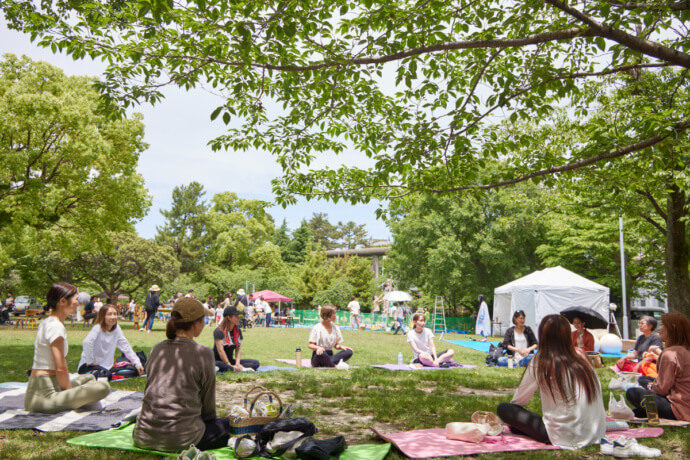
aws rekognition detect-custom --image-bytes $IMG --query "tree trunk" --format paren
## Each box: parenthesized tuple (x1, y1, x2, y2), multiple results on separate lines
(664, 184, 690, 316)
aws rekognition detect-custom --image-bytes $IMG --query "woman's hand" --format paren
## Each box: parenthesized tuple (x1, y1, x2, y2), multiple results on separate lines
(518, 349, 529, 357)
(316, 346, 325, 355)
(340, 346, 352, 352)
(136, 365, 144, 376)
(233, 363, 244, 372)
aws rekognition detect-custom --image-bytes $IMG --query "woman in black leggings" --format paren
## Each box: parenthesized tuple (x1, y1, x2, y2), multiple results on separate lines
(496, 315, 606, 449)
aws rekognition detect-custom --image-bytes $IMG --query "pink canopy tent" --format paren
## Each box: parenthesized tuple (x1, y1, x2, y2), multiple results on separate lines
(248, 290, 293, 303)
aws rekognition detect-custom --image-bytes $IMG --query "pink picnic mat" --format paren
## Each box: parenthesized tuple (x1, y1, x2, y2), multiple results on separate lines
(370, 426, 663, 458)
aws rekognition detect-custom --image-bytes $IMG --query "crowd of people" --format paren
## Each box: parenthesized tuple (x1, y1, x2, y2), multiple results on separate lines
(17, 282, 690, 456)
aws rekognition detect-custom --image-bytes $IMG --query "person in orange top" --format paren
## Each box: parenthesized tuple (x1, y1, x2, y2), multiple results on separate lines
(625, 312, 690, 421)
(570, 315, 594, 354)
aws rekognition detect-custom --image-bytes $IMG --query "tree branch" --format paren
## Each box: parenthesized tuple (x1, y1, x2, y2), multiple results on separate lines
(546, 0, 690, 68)
(635, 188, 667, 221)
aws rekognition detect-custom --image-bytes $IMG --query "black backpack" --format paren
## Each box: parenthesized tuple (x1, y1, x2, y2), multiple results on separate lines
(235, 417, 317, 458)
(486, 344, 505, 366)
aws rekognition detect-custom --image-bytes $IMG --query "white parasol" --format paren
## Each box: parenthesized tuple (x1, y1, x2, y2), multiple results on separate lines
(383, 291, 413, 302)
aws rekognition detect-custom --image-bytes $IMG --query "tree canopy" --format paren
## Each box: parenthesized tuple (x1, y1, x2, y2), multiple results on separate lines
(2, 0, 689, 208)
(0, 54, 150, 269)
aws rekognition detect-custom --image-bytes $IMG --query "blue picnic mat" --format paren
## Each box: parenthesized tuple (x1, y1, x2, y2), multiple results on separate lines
(444, 340, 499, 353)
(443, 339, 627, 357)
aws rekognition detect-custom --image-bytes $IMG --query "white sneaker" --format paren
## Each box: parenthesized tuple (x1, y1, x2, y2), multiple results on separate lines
(601, 437, 614, 455)
(613, 437, 661, 458)
(609, 377, 626, 391)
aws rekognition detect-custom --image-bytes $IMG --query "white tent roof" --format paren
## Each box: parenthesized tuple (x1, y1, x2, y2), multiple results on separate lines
(495, 266, 609, 293)
(492, 266, 610, 336)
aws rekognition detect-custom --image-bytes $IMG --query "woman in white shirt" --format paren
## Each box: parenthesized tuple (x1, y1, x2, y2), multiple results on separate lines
(497, 314, 606, 449)
(78, 304, 144, 378)
(499, 310, 538, 367)
(308, 305, 354, 367)
(407, 314, 454, 367)
(24, 282, 110, 413)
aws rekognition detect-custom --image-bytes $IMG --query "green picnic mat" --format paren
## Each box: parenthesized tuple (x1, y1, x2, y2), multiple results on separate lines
(67, 422, 391, 460)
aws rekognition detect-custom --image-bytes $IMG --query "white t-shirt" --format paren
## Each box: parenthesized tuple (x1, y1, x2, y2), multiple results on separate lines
(512, 357, 606, 449)
(514, 331, 528, 351)
(309, 323, 343, 351)
(32, 316, 68, 370)
(263, 302, 272, 314)
(94, 300, 103, 312)
(389, 305, 397, 318)
(128, 301, 136, 313)
(406, 327, 434, 359)
(78, 324, 141, 370)
(347, 300, 360, 315)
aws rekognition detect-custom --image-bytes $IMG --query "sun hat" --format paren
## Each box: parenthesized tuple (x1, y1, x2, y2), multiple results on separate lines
(223, 306, 243, 317)
(149, 285, 160, 291)
(237, 289, 246, 296)
(173, 297, 205, 322)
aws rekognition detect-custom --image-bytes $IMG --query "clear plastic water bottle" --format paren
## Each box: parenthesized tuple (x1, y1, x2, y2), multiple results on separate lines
(397, 352, 403, 365)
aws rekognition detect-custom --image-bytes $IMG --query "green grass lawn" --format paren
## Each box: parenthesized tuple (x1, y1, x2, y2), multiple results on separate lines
(0, 320, 687, 459)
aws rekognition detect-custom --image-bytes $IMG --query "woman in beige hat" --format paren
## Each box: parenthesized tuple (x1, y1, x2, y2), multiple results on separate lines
(142, 285, 160, 333)
(133, 298, 229, 453)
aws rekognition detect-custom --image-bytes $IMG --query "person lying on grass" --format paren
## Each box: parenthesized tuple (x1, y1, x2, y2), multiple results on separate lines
(308, 304, 353, 368)
(407, 313, 454, 367)
(24, 282, 110, 414)
(497, 314, 606, 449)
(212, 305, 260, 372)
(78, 304, 144, 379)
(133, 298, 230, 452)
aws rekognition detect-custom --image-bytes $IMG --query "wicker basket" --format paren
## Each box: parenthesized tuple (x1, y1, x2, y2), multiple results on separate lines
(229, 386, 284, 436)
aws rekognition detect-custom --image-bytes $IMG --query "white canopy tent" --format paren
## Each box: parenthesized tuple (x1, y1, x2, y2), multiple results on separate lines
(493, 266, 610, 336)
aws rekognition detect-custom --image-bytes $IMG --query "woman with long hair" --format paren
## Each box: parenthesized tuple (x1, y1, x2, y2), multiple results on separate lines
(625, 312, 690, 421)
(78, 304, 144, 378)
(213, 306, 260, 372)
(497, 314, 606, 449)
(308, 304, 354, 367)
(133, 298, 230, 452)
(24, 283, 110, 413)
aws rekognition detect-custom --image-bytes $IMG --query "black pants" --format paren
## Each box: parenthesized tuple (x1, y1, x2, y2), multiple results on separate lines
(311, 349, 353, 368)
(77, 363, 112, 380)
(196, 417, 231, 450)
(497, 402, 550, 444)
(625, 387, 676, 420)
(215, 359, 260, 372)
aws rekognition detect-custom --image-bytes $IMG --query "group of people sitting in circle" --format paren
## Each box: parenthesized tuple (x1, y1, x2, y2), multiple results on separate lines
(24, 282, 690, 453)
(496, 311, 690, 450)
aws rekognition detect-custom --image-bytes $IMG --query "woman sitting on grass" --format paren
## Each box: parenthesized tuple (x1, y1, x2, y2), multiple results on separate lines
(625, 312, 690, 421)
(308, 304, 353, 368)
(77, 304, 144, 379)
(570, 315, 595, 355)
(616, 315, 663, 373)
(24, 282, 110, 414)
(212, 306, 260, 372)
(499, 310, 538, 367)
(497, 314, 606, 449)
(407, 313, 454, 367)
(133, 298, 230, 453)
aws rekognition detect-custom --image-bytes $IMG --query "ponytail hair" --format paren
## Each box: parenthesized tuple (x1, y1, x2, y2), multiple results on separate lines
(46, 282, 78, 312)
(166, 311, 202, 339)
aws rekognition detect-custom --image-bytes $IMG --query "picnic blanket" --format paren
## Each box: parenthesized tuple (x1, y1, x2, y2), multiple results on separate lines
(628, 417, 689, 427)
(0, 387, 143, 432)
(370, 363, 477, 371)
(68, 422, 392, 459)
(217, 366, 297, 374)
(274, 359, 357, 369)
(371, 425, 664, 459)
(444, 339, 628, 357)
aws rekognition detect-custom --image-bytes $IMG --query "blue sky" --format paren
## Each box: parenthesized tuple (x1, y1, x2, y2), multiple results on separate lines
(0, 21, 392, 242)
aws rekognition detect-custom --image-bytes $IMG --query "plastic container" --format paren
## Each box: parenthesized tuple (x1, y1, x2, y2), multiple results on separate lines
(296, 347, 302, 368)
(398, 352, 403, 365)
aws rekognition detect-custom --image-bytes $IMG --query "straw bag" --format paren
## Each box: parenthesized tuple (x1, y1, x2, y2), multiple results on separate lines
(230, 386, 284, 436)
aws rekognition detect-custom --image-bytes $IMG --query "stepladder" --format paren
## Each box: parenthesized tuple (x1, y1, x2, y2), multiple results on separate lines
(433, 296, 447, 334)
